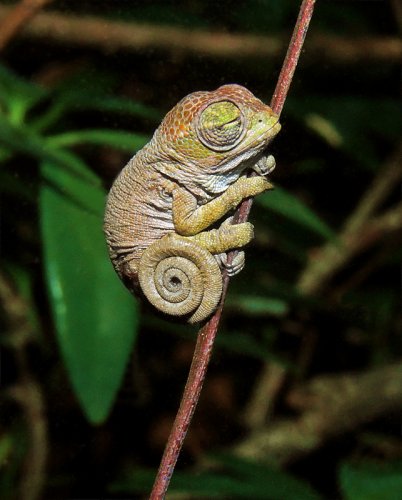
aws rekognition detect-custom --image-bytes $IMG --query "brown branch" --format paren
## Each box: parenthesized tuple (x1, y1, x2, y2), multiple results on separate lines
(306, 33, 402, 63)
(0, 0, 53, 52)
(242, 361, 287, 430)
(297, 201, 402, 297)
(0, 271, 48, 500)
(391, 0, 402, 32)
(297, 142, 402, 296)
(332, 238, 402, 299)
(271, 0, 317, 116)
(0, 5, 400, 62)
(233, 0, 315, 228)
(150, 2, 316, 498)
(10, 380, 48, 500)
(0, 276, 29, 347)
(344, 142, 402, 234)
(149, 287, 228, 500)
(233, 362, 402, 465)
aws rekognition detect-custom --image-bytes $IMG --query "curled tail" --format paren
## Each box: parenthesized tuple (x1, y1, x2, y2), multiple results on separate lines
(138, 234, 223, 323)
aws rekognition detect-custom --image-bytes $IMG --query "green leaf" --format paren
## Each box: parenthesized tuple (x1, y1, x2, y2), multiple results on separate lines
(0, 63, 47, 123)
(111, 454, 322, 499)
(29, 100, 68, 133)
(0, 432, 19, 500)
(3, 264, 41, 342)
(286, 96, 400, 169)
(210, 453, 322, 500)
(0, 64, 161, 135)
(226, 295, 289, 317)
(339, 460, 402, 500)
(215, 329, 285, 362)
(0, 64, 44, 101)
(46, 129, 150, 153)
(40, 160, 139, 424)
(32, 95, 161, 133)
(68, 94, 162, 122)
(43, 148, 101, 185)
(256, 187, 335, 240)
(0, 114, 100, 184)
(0, 434, 13, 464)
(29, 66, 161, 132)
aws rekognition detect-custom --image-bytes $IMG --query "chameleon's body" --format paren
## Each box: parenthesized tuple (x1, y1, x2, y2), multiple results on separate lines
(104, 84, 280, 323)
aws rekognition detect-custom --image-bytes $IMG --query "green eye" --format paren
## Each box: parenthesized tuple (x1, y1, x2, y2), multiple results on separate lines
(197, 101, 245, 151)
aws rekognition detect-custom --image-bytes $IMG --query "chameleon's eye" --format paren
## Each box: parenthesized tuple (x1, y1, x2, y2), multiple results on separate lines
(197, 100, 245, 152)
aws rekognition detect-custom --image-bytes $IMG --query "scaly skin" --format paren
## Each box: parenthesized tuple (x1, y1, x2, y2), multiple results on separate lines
(104, 84, 280, 323)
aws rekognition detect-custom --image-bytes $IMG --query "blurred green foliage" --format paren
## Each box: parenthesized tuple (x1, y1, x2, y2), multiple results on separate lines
(339, 461, 402, 500)
(0, 63, 150, 423)
(111, 453, 323, 499)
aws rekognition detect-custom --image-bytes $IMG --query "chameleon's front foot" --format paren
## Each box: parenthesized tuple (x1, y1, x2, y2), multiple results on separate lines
(252, 154, 276, 177)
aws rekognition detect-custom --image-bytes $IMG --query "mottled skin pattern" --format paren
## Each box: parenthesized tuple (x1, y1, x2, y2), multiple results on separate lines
(104, 84, 280, 323)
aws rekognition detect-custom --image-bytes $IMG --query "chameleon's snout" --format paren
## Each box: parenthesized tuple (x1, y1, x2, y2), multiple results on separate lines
(255, 106, 281, 135)
(266, 119, 281, 142)
(272, 118, 281, 135)
(266, 107, 281, 131)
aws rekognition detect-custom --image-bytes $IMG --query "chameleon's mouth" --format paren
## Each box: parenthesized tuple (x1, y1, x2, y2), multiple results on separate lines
(252, 117, 280, 154)
(271, 119, 281, 135)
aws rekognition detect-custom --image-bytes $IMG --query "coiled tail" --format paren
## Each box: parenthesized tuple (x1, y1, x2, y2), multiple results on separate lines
(138, 234, 223, 323)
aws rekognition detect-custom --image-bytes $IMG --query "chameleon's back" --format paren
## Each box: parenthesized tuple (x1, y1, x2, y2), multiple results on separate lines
(104, 142, 175, 285)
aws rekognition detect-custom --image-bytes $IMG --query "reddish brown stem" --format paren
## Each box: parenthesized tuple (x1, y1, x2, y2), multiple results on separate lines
(150, 280, 229, 500)
(271, 0, 316, 117)
(234, 0, 315, 227)
(150, 1, 316, 498)
(0, 0, 53, 52)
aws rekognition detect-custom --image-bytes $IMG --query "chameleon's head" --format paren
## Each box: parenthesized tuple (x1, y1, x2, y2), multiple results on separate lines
(157, 84, 280, 192)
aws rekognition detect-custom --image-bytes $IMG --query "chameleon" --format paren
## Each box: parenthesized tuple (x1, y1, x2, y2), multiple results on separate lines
(104, 84, 280, 323)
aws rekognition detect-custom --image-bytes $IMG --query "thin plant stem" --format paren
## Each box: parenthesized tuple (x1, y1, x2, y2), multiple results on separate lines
(0, 0, 53, 52)
(150, 1, 316, 498)
(271, 0, 316, 117)
(150, 280, 229, 500)
(0, 271, 48, 500)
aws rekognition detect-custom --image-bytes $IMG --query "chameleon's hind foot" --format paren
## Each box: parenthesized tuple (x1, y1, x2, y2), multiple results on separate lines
(215, 250, 245, 276)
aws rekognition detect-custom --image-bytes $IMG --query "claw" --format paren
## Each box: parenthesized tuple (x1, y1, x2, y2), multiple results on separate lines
(215, 251, 245, 276)
(221, 215, 235, 228)
(252, 155, 276, 176)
